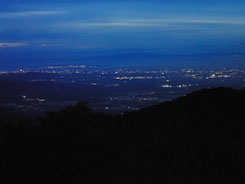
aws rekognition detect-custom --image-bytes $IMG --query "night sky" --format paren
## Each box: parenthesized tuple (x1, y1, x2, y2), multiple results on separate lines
(0, 0, 245, 69)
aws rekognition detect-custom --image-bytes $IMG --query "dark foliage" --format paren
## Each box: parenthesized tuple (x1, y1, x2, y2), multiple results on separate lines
(1, 87, 245, 183)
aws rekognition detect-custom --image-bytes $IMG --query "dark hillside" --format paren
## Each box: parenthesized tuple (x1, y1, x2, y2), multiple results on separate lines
(1, 87, 245, 183)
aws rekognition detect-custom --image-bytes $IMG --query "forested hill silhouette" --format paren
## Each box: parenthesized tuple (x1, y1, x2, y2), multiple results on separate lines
(1, 87, 245, 184)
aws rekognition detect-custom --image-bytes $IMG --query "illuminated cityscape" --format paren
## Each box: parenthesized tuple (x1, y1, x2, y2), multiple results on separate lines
(1, 65, 245, 115)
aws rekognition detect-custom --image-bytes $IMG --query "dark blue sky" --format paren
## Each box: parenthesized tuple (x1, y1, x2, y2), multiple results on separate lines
(0, 0, 245, 69)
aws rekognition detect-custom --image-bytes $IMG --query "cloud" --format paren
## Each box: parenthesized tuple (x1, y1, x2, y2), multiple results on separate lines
(0, 10, 64, 18)
(39, 42, 108, 49)
(56, 18, 245, 29)
(40, 44, 48, 47)
(61, 22, 168, 28)
(179, 19, 245, 25)
(39, 43, 66, 48)
(0, 42, 27, 47)
(116, 18, 245, 25)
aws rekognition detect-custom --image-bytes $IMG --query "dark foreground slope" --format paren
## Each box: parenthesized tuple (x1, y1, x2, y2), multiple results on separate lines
(1, 87, 245, 184)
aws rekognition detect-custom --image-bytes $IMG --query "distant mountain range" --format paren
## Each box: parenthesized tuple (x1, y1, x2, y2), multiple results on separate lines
(1, 49, 245, 70)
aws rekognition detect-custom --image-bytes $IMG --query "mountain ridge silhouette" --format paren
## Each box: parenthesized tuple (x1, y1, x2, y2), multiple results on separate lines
(1, 87, 245, 184)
